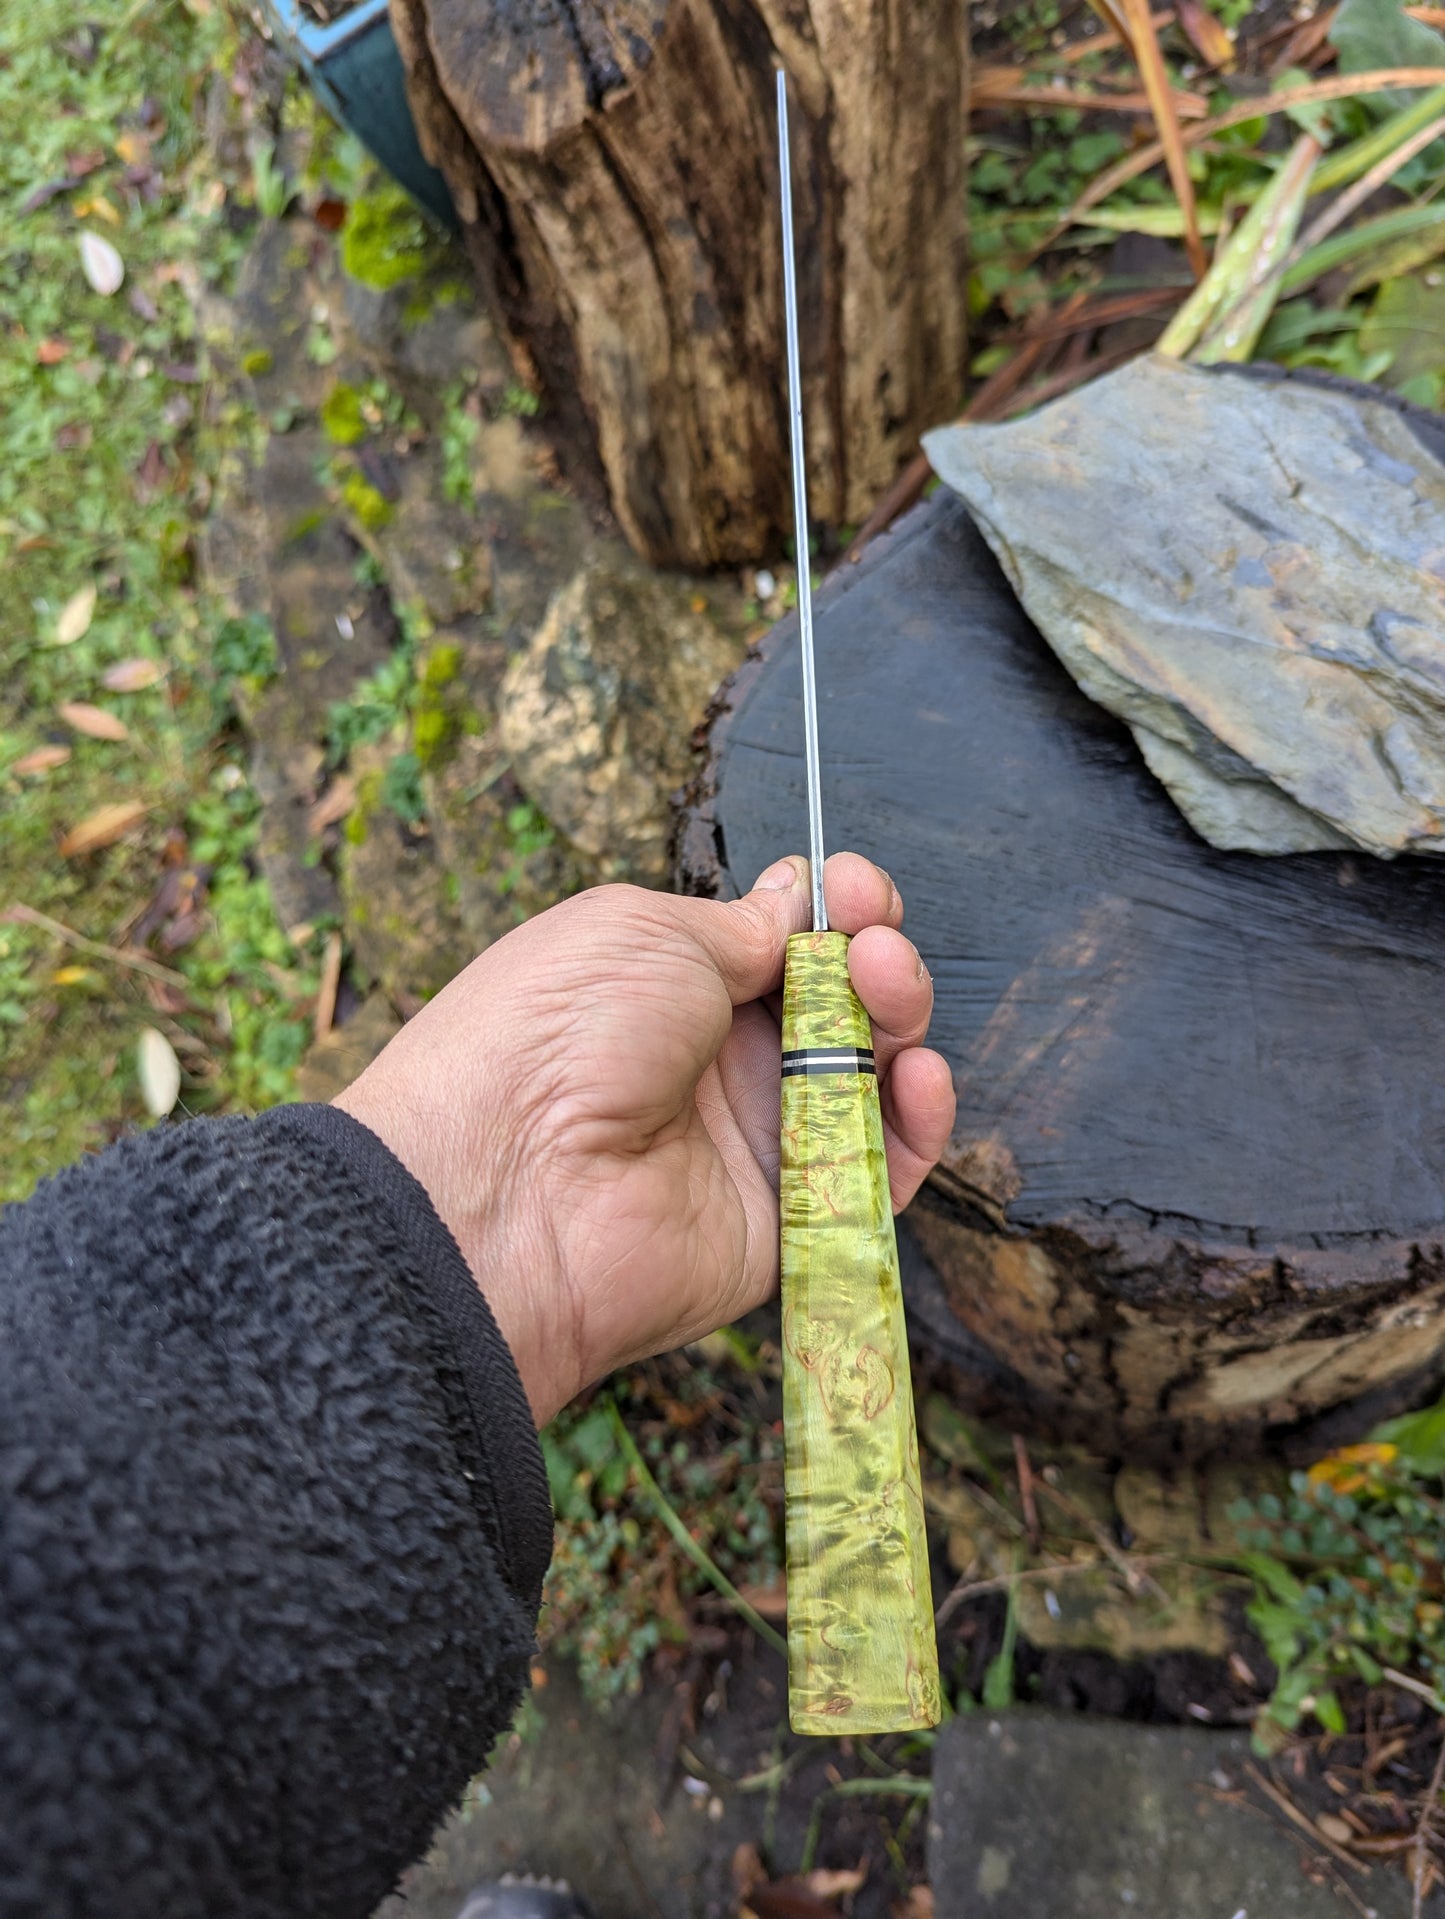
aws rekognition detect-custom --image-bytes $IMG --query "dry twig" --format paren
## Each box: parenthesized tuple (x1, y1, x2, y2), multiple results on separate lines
(1412, 1726, 1445, 1919)
(1118, 0, 1208, 275)
(1245, 1761, 1368, 1876)
(1040, 67, 1445, 262)
(313, 928, 343, 1043)
(4, 902, 194, 993)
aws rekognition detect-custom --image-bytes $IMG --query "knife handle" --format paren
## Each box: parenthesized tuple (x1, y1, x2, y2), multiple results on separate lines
(779, 929, 941, 1734)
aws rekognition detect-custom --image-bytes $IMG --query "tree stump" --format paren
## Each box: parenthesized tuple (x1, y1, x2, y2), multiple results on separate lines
(679, 424, 1445, 1458)
(390, 0, 970, 567)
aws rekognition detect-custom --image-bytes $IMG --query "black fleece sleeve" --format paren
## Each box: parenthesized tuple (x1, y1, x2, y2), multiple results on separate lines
(0, 1103, 554, 1919)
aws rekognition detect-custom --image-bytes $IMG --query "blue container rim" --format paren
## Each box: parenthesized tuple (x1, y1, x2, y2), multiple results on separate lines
(267, 0, 391, 61)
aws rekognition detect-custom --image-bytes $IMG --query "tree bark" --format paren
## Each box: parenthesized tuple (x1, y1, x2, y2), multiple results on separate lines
(678, 393, 1445, 1458)
(391, 0, 970, 567)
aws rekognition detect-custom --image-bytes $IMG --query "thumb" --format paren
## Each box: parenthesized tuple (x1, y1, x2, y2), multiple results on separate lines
(677, 855, 812, 1006)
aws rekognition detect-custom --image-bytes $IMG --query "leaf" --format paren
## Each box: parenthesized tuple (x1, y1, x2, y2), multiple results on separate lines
(78, 230, 124, 296)
(802, 1867, 867, 1900)
(58, 701, 128, 742)
(101, 658, 165, 692)
(1358, 272, 1445, 389)
(11, 744, 71, 776)
(137, 1026, 181, 1118)
(1178, 0, 1236, 69)
(58, 799, 148, 856)
(1332, 0, 1445, 75)
(54, 582, 96, 646)
(35, 337, 69, 365)
(1241, 1552, 1306, 1604)
(1373, 1396, 1445, 1472)
(1313, 1688, 1347, 1734)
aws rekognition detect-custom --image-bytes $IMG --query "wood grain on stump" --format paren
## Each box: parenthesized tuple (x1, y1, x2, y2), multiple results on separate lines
(679, 482, 1445, 1457)
(390, 0, 970, 566)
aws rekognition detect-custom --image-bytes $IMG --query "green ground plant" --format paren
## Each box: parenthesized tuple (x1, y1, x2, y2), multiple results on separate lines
(1232, 1400, 1445, 1745)
(0, 0, 329, 1200)
(540, 1370, 784, 1706)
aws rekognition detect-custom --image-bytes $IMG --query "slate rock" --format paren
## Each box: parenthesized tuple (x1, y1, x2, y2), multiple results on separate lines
(925, 356, 1445, 858)
(928, 1712, 1415, 1918)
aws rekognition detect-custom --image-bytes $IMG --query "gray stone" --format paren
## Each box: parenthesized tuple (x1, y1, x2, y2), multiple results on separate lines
(928, 1712, 1416, 1919)
(500, 565, 748, 885)
(924, 357, 1445, 859)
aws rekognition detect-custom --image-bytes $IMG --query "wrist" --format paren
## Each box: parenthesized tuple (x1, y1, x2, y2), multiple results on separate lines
(331, 1076, 582, 1426)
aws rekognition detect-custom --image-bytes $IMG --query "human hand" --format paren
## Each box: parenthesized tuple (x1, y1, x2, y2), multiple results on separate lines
(334, 854, 955, 1425)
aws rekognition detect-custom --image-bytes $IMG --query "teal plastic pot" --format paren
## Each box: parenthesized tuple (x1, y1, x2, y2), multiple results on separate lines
(257, 0, 457, 229)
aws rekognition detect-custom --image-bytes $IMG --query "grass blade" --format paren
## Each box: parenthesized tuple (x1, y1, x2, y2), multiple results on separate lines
(1310, 81, 1445, 193)
(1192, 134, 1322, 362)
(1293, 111, 1445, 265)
(1158, 134, 1320, 358)
(604, 1399, 789, 1658)
(1041, 67, 1445, 262)
(1280, 199, 1445, 294)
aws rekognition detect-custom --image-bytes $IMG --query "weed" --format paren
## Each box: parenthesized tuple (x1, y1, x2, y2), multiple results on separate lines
(498, 802, 554, 895)
(1231, 1403, 1445, 1745)
(380, 750, 425, 826)
(440, 378, 479, 504)
(498, 380, 541, 420)
(539, 1375, 783, 1707)
(325, 638, 416, 766)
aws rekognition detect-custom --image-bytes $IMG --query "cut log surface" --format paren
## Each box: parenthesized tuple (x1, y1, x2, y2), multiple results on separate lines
(681, 405, 1445, 1454)
(392, 0, 970, 566)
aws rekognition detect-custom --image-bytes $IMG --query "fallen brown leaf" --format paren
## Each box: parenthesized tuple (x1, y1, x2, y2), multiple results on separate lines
(36, 337, 69, 365)
(135, 439, 168, 500)
(1177, 0, 1235, 68)
(896, 1889, 933, 1919)
(308, 774, 358, 837)
(64, 146, 107, 178)
(58, 700, 129, 742)
(101, 658, 165, 693)
(803, 1865, 867, 1900)
(54, 582, 97, 646)
(11, 744, 72, 776)
(59, 800, 148, 857)
(734, 1578, 788, 1619)
(114, 129, 152, 168)
(313, 196, 347, 231)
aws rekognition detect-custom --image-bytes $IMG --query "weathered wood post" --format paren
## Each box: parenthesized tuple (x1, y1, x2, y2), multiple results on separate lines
(391, 0, 971, 566)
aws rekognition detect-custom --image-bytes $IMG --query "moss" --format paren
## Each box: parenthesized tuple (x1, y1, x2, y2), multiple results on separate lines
(241, 347, 274, 376)
(319, 382, 366, 446)
(285, 507, 327, 543)
(338, 467, 393, 531)
(419, 640, 463, 690)
(341, 185, 433, 291)
(345, 766, 384, 846)
(411, 641, 484, 771)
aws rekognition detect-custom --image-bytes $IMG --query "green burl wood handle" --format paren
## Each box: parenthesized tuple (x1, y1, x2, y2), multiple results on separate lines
(779, 929, 941, 1734)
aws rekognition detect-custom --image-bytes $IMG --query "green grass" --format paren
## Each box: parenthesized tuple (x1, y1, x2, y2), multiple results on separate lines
(0, 0, 320, 1202)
